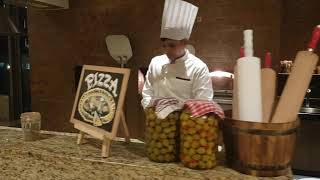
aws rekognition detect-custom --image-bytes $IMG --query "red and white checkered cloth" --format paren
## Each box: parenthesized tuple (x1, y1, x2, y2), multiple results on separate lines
(148, 98, 184, 119)
(184, 99, 225, 119)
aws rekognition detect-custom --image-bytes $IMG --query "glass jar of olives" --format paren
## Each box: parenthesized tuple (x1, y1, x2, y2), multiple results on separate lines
(145, 107, 180, 162)
(179, 109, 219, 169)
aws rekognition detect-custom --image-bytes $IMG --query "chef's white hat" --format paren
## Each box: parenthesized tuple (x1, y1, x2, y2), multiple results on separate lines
(160, 0, 199, 40)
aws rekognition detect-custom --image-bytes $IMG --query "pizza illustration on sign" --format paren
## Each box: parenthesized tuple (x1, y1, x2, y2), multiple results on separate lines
(78, 88, 116, 127)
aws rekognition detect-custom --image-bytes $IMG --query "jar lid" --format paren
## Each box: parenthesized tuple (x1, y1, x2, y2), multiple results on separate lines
(20, 112, 41, 121)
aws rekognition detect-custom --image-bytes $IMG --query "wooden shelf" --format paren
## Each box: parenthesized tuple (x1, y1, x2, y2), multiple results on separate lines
(29, 0, 68, 9)
(4, 0, 68, 9)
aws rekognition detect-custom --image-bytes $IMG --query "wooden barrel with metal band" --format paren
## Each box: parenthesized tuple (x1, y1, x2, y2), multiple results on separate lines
(222, 118, 299, 177)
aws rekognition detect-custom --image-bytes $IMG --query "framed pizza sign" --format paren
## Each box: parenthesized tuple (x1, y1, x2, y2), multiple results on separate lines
(70, 65, 130, 157)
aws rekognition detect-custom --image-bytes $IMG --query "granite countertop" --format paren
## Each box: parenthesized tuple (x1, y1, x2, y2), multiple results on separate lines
(0, 126, 293, 180)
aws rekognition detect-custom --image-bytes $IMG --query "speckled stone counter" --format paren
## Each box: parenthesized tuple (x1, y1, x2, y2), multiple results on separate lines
(0, 126, 293, 180)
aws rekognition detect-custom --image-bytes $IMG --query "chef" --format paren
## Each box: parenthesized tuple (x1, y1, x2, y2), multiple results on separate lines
(141, 0, 213, 109)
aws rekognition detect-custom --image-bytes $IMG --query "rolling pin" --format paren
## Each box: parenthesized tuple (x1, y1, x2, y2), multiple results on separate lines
(237, 29, 263, 122)
(232, 47, 244, 120)
(261, 52, 276, 123)
(271, 25, 320, 123)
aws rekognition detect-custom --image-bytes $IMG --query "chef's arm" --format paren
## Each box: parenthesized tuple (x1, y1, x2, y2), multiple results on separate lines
(192, 66, 214, 100)
(141, 69, 154, 109)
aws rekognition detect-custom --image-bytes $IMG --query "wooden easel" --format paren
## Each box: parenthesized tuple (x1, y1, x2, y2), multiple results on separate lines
(70, 65, 131, 158)
(76, 110, 130, 157)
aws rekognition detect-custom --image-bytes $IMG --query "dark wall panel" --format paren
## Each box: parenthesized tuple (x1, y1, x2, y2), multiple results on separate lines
(281, 0, 320, 64)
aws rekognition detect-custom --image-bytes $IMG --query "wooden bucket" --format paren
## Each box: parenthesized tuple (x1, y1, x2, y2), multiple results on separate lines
(222, 118, 299, 177)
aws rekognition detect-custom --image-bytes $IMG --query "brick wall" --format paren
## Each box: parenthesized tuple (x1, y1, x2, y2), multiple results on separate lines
(28, 0, 282, 137)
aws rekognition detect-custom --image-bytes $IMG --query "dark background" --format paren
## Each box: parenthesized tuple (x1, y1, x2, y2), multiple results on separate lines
(27, 0, 320, 138)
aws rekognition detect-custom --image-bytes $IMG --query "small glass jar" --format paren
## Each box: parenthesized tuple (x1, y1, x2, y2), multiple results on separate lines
(145, 107, 180, 162)
(20, 112, 41, 141)
(179, 110, 219, 169)
(280, 60, 293, 73)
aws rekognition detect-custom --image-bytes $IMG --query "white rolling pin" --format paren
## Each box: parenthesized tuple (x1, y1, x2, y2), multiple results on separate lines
(237, 30, 263, 122)
(271, 25, 320, 123)
(232, 47, 244, 120)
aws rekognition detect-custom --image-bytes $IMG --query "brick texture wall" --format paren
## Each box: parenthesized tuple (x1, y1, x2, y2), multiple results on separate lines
(28, 0, 283, 137)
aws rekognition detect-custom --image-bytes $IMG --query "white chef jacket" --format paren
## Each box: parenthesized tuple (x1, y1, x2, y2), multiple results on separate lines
(141, 49, 214, 109)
